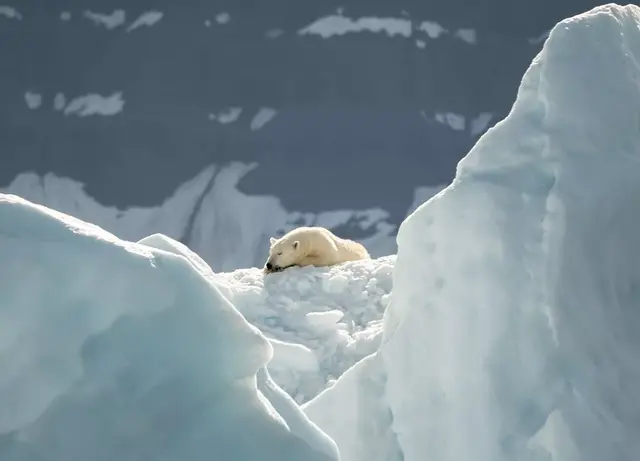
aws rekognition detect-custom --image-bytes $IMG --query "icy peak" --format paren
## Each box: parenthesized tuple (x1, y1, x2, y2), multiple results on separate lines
(459, 3, 640, 178)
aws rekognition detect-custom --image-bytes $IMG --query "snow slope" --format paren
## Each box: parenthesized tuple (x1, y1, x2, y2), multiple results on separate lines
(0, 194, 338, 461)
(306, 4, 640, 461)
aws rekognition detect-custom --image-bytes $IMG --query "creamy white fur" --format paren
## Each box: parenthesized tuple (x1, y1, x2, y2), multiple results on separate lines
(264, 226, 370, 273)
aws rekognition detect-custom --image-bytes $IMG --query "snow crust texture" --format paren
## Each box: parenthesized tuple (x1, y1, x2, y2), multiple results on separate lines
(212, 258, 394, 403)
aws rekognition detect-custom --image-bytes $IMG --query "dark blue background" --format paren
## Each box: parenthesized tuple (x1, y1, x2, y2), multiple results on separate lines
(0, 0, 604, 228)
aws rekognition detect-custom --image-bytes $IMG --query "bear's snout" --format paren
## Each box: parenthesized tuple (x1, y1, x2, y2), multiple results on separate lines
(263, 261, 277, 274)
(264, 261, 287, 274)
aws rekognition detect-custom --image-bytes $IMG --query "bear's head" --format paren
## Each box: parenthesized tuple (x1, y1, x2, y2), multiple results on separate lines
(263, 236, 302, 274)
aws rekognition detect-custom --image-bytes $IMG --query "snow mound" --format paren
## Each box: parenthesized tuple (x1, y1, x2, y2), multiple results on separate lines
(141, 231, 394, 404)
(0, 194, 338, 461)
(217, 258, 394, 402)
(305, 4, 640, 461)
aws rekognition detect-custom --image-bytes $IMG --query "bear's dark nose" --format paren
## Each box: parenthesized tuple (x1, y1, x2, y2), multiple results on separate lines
(266, 262, 273, 270)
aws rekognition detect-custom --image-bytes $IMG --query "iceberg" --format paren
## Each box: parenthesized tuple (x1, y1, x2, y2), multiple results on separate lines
(306, 4, 640, 461)
(0, 194, 337, 461)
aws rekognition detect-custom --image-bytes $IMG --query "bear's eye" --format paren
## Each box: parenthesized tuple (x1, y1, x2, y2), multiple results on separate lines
(277, 252, 282, 256)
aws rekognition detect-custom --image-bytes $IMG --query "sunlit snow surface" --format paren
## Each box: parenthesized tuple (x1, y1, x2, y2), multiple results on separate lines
(213, 256, 394, 403)
(306, 4, 640, 461)
(0, 194, 338, 461)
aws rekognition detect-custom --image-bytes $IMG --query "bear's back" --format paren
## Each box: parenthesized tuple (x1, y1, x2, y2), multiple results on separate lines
(283, 226, 370, 265)
(334, 237, 370, 261)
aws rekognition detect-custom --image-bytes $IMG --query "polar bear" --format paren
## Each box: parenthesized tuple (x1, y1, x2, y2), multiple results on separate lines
(263, 226, 370, 274)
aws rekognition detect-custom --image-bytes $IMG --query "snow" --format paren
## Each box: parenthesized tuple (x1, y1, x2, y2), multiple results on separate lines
(295, 16, 460, 42)
(209, 107, 242, 124)
(0, 194, 393, 459)
(266, 28, 285, 39)
(0, 193, 338, 461)
(60, 11, 71, 21)
(53, 93, 66, 111)
(303, 354, 401, 461)
(250, 107, 278, 131)
(0, 167, 397, 402)
(127, 11, 163, 32)
(454, 28, 477, 44)
(84, 10, 126, 30)
(470, 111, 494, 137)
(299, 15, 412, 39)
(23, 92, 42, 110)
(53, 91, 120, 117)
(0, 5, 21, 20)
(269, 338, 319, 374)
(63, 92, 125, 117)
(435, 111, 466, 131)
(405, 184, 447, 216)
(2, 168, 214, 244)
(132, 230, 393, 403)
(416, 21, 446, 39)
(304, 4, 640, 461)
(216, 12, 231, 24)
(210, 255, 395, 402)
(305, 310, 344, 330)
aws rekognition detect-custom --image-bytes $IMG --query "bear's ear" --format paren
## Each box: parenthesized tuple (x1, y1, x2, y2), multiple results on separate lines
(292, 240, 299, 250)
(270, 237, 277, 246)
